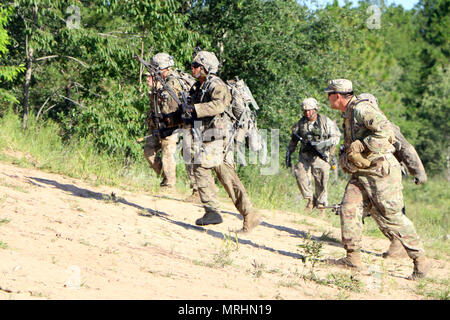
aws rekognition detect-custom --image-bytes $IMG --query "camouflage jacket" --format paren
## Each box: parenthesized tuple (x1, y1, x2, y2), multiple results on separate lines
(288, 113, 341, 160)
(188, 74, 233, 168)
(147, 69, 185, 131)
(341, 95, 397, 174)
(189, 74, 232, 135)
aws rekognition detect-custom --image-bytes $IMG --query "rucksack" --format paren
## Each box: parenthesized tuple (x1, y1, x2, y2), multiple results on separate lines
(354, 93, 427, 180)
(225, 77, 263, 152)
(174, 69, 196, 92)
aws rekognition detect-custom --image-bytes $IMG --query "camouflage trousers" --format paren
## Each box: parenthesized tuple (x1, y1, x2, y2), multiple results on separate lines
(193, 150, 253, 217)
(144, 133, 178, 187)
(185, 163, 198, 192)
(294, 153, 330, 206)
(340, 155, 424, 259)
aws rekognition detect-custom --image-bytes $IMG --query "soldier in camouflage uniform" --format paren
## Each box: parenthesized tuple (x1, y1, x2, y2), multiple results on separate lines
(357, 94, 428, 259)
(143, 53, 196, 195)
(324, 79, 431, 280)
(286, 98, 341, 211)
(182, 50, 260, 232)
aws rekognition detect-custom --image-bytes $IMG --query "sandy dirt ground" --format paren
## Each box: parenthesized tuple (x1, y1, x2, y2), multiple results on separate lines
(0, 159, 448, 300)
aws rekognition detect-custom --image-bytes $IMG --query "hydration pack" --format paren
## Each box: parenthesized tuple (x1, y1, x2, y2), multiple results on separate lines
(226, 77, 262, 152)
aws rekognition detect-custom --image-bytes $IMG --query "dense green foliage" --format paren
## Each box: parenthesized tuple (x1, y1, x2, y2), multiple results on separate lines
(0, 0, 448, 174)
(0, 7, 24, 103)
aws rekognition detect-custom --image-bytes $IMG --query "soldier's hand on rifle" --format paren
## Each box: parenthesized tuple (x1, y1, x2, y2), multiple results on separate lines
(145, 74, 154, 88)
(180, 103, 196, 120)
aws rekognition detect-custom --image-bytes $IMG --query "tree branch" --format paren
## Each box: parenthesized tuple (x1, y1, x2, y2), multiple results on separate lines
(34, 55, 89, 67)
(59, 95, 87, 109)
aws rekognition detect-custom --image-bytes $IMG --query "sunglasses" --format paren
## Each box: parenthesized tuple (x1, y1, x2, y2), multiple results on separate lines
(191, 62, 203, 68)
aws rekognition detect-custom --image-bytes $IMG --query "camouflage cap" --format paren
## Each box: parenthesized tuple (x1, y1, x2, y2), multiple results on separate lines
(150, 52, 175, 70)
(302, 97, 319, 111)
(324, 79, 353, 93)
(192, 50, 219, 74)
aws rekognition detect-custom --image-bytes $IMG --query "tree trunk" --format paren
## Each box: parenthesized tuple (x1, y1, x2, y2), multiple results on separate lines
(138, 32, 144, 93)
(23, 37, 33, 130)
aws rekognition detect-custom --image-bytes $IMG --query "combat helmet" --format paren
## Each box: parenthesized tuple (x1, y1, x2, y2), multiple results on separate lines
(192, 50, 220, 74)
(302, 97, 319, 111)
(150, 52, 175, 70)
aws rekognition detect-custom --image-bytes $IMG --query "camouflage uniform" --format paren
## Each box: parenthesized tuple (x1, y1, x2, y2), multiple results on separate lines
(187, 51, 259, 231)
(287, 98, 340, 208)
(144, 53, 196, 190)
(326, 80, 425, 260)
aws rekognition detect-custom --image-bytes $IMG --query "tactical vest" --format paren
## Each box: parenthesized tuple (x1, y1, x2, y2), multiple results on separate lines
(297, 113, 328, 144)
(189, 75, 230, 137)
(295, 114, 332, 159)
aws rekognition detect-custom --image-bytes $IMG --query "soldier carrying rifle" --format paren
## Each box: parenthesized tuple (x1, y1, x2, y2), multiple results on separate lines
(138, 52, 197, 197)
(286, 98, 341, 212)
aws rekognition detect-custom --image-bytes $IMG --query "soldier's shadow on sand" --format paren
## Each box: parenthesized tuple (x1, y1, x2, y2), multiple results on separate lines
(27, 176, 169, 217)
(27, 176, 380, 259)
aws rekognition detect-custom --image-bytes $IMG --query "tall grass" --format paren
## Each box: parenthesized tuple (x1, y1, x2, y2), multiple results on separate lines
(1, 109, 448, 258)
(0, 109, 159, 192)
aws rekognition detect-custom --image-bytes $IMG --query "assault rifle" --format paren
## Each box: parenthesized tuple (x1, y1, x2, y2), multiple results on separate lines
(320, 203, 376, 224)
(135, 54, 200, 141)
(292, 132, 328, 162)
(319, 204, 341, 215)
(135, 54, 183, 107)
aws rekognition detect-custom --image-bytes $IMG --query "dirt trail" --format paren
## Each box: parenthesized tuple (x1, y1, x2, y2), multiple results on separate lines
(0, 160, 448, 300)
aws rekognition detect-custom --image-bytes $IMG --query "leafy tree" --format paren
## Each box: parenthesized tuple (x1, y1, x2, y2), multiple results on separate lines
(0, 6, 24, 105)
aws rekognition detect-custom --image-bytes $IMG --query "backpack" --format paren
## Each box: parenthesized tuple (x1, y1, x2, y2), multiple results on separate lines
(354, 93, 427, 180)
(174, 69, 196, 93)
(225, 77, 263, 152)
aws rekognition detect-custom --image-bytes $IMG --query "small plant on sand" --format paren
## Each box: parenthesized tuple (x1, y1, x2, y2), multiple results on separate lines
(297, 232, 323, 277)
(0, 240, 8, 249)
(212, 232, 239, 268)
(251, 259, 265, 278)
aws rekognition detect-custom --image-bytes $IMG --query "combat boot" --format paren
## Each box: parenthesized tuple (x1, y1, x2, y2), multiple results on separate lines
(195, 212, 223, 226)
(305, 199, 314, 211)
(382, 238, 408, 259)
(327, 250, 362, 270)
(316, 203, 326, 214)
(407, 255, 432, 280)
(160, 184, 176, 194)
(239, 212, 261, 234)
(184, 190, 201, 204)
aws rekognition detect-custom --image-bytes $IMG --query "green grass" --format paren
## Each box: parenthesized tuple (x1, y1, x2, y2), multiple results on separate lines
(0, 109, 448, 258)
(0, 240, 8, 249)
(415, 278, 450, 300)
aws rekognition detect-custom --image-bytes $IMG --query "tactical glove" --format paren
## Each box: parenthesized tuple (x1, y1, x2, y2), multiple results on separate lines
(161, 109, 183, 127)
(347, 140, 371, 168)
(285, 149, 292, 168)
(414, 172, 427, 185)
(179, 103, 196, 121)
